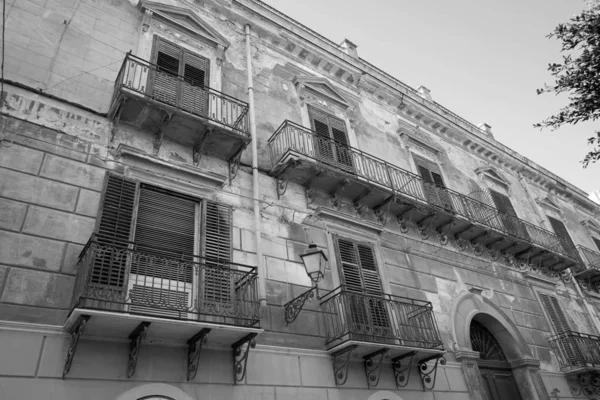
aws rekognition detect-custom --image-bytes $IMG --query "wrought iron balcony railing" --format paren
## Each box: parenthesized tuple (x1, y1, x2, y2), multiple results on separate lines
(548, 330, 600, 370)
(113, 53, 250, 136)
(578, 245, 600, 270)
(320, 286, 444, 350)
(268, 120, 580, 264)
(71, 235, 260, 327)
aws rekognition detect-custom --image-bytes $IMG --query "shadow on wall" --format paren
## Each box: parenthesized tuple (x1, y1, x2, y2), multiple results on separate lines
(114, 383, 194, 400)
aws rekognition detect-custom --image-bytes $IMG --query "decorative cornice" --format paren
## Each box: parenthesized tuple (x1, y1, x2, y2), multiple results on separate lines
(475, 166, 509, 187)
(312, 207, 384, 235)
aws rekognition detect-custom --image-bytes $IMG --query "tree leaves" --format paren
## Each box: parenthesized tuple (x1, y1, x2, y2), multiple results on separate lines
(536, 3, 600, 167)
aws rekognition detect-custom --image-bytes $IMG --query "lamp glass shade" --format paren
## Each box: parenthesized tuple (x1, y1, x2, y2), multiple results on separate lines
(300, 244, 328, 283)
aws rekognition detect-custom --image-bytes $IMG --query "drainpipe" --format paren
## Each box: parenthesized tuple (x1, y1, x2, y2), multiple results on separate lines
(245, 24, 267, 308)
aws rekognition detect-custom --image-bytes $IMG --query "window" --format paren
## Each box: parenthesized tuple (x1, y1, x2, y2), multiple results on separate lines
(334, 236, 389, 332)
(307, 105, 353, 171)
(413, 154, 453, 212)
(150, 36, 210, 116)
(539, 293, 570, 333)
(92, 174, 232, 317)
(547, 216, 577, 257)
(489, 190, 529, 240)
(593, 237, 600, 252)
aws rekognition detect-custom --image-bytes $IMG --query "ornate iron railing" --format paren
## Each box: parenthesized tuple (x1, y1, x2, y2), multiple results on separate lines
(320, 286, 443, 350)
(578, 245, 600, 270)
(71, 235, 260, 327)
(114, 52, 250, 136)
(549, 330, 600, 369)
(268, 120, 580, 261)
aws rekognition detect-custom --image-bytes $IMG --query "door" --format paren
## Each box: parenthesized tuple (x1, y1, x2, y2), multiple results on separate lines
(489, 190, 530, 240)
(479, 367, 523, 400)
(308, 106, 354, 171)
(151, 36, 210, 116)
(413, 155, 454, 212)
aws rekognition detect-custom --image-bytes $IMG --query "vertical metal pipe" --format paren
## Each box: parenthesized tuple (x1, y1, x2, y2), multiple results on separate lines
(245, 24, 266, 307)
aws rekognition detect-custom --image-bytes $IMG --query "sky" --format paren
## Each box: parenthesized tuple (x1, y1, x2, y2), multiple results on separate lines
(262, 0, 598, 195)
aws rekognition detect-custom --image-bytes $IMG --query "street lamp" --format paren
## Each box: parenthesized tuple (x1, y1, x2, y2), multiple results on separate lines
(284, 244, 328, 325)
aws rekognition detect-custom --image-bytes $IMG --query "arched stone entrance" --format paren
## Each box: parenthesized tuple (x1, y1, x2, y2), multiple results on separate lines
(451, 291, 551, 400)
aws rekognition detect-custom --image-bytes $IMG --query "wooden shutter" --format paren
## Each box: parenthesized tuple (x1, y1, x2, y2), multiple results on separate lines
(414, 155, 453, 211)
(336, 237, 388, 329)
(181, 51, 209, 116)
(203, 201, 233, 305)
(489, 190, 529, 240)
(92, 174, 137, 287)
(548, 216, 577, 257)
(309, 106, 335, 163)
(151, 36, 181, 105)
(539, 293, 570, 333)
(308, 106, 353, 170)
(132, 185, 196, 283)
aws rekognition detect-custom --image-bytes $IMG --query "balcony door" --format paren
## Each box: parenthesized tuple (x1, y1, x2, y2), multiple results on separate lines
(308, 106, 354, 171)
(150, 36, 210, 117)
(335, 237, 391, 341)
(413, 155, 453, 212)
(489, 190, 530, 240)
(91, 174, 233, 321)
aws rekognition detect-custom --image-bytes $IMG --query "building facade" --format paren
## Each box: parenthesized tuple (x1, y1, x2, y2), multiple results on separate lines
(1, 0, 600, 399)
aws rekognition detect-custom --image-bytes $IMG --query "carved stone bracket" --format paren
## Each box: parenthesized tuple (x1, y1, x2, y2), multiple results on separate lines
(283, 285, 317, 325)
(332, 345, 357, 386)
(154, 113, 172, 154)
(304, 167, 324, 205)
(435, 218, 454, 245)
(187, 328, 211, 381)
(127, 321, 151, 378)
(232, 333, 257, 384)
(397, 204, 415, 233)
(353, 187, 372, 218)
(305, 186, 317, 205)
(566, 371, 600, 398)
(470, 231, 490, 247)
(193, 128, 212, 166)
(276, 177, 289, 199)
(329, 178, 350, 210)
(141, 9, 153, 32)
(216, 44, 225, 66)
(373, 195, 395, 225)
(364, 348, 389, 388)
(392, 351, 416, 388)
(418, 354, 446, 391)
(417, 212, 436, 240)
(453, 224, 473, 241)
(62, 315, 90, 379)
(109, 96, 125, 142)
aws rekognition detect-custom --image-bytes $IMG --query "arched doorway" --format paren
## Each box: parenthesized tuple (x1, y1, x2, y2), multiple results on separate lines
(470, 319, 522, 400)
(451, 292, 551, 400)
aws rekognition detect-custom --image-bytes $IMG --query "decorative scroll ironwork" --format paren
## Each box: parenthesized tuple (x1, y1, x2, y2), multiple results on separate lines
(470, 320, 507, 361)
(320, 286, 444, 350)
(329, 179, 350, 210)
(305, 186, 317, 205)
(418, 354, 446, 391)
(153, 113, 172, 154)
(392, 351, 416, 388)
(364, 348, 389, 388)
(127, 321, 150, 378)
(228, 147, 245, 184)
(283, 286, 317, 325)
(109, 97, 125, 142)
(332, 345, 357, 386)
(187, 328, 211, 381)
(62, 315, 90, 379)
(71, 236, 261, 327)
(232, 333, 257, 384)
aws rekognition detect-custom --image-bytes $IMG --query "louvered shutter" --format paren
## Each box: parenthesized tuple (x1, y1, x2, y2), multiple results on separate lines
(181, 51, 209, 117)
(202, 201, 233, 307)
(309, 107, 335, 163)
(593, 237, 600, 252)
(329, 116, 354, 171)
(414, 156, 453, 211)
(548, 216, 578, 258)
(540, 293, 578, 366)
(490, 190, 529, 240)
(151, 36, 180, 106)
(92, 174, 137, 288)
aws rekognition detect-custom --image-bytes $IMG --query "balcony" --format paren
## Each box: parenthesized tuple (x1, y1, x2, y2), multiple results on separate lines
(548, 331, 600, 396)
(108, 53, 250, 165)
(63, 235, 261, 380)
(268, 120, 582, 275)
(575, 245, 600, 292)
(320, 286, 445, 388)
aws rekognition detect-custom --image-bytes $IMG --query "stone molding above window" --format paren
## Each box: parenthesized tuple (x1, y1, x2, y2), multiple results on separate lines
(581, 218, 600, 237)
(138, 0, 229, 64)
(536, 195, 563, 216)
(398, 119, 443, 159)
(474, 166, 509, 188)
(293, 76, 355, 110)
